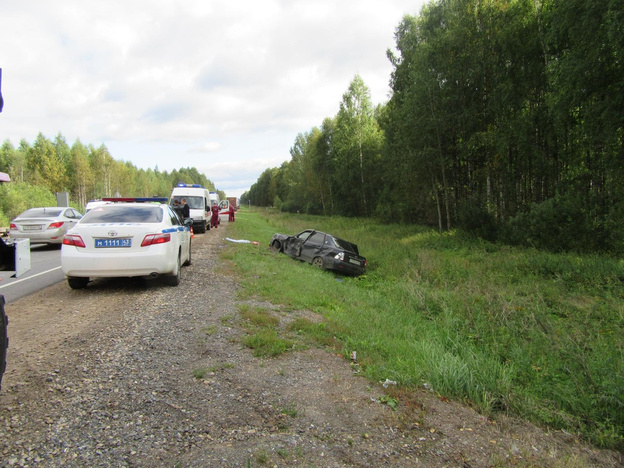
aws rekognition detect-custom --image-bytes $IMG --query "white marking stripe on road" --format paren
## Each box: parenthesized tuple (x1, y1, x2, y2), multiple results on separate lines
(0, 266, 63, 290)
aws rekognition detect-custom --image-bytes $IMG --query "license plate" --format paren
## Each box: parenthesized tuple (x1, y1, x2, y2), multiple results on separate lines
(349, 258, 361, 265)
(22, 225, 42, 231)
(95, 238, 132, 248)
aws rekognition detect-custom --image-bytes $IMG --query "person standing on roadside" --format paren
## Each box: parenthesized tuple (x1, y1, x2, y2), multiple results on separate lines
(181, 198, 190, 219)
(173, 200, 183, 218)
(228, 203, 235, 222)
(210, 202, 219, 229)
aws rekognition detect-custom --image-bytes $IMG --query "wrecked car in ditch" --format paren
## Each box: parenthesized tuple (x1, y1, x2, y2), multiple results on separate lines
(270, 229, 367, 276)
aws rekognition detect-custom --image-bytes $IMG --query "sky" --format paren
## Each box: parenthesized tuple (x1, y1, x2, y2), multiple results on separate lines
(1, 1, 426, 198)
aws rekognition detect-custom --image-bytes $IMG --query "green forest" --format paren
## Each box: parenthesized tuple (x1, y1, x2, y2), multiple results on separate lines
(242, 0, 624, 255)
(0, 133, 222, 226)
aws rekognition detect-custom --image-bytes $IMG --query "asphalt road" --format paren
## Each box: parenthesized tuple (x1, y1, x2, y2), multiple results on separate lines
(0, 244, 64, 304)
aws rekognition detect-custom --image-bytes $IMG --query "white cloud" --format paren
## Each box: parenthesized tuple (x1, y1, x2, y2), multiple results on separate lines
(190, 142, 222, 153)
(1, 0, 426, 196)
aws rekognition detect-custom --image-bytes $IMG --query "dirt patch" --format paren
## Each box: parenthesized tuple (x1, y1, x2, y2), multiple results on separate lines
(0, 226, 621, 467)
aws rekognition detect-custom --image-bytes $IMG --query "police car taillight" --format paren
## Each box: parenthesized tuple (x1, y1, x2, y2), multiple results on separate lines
(141, 233, 171, 246)
(63, 234, 86, 248)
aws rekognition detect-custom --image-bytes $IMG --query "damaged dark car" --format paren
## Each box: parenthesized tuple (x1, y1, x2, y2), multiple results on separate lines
(270, 229, 367, 276)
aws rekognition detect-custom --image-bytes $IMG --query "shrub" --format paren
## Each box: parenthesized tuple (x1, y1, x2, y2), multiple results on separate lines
(456, 201, 498, 241)
(500, 196, 592, 252)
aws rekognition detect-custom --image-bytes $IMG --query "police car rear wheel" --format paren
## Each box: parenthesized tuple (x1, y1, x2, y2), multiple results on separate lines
(165, 254, 181, 286)
(183, 241, 192, 266)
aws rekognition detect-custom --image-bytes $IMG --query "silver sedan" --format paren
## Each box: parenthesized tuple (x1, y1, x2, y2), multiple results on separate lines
(9, 207, 83, 245)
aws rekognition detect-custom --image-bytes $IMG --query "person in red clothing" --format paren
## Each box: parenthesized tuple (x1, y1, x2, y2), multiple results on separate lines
(210, 202, 219, 229)
(228, 204, 235, 222)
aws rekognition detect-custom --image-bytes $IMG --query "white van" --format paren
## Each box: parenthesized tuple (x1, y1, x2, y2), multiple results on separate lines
(85, 200, 112, 212)
(218, 199, 230, 222)
(170, 184, 210, 233)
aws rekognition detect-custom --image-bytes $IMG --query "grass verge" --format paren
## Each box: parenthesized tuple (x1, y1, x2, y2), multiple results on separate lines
(221, 207, 624, 451)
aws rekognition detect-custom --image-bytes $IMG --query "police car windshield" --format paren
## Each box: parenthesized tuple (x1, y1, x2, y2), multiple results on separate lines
(81, 205, 163, 223)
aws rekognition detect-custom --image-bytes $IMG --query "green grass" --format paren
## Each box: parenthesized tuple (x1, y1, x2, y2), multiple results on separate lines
(222, 207, 624, 451)
(239, 304, 281, 328)
(286, 317, 338, 347)
(238, 303, 294, 357)
(280, 402, 299, 418)
(193, 367, 208, 379)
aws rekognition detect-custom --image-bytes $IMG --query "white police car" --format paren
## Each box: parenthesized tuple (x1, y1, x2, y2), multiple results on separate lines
(61, 198, 192, 289)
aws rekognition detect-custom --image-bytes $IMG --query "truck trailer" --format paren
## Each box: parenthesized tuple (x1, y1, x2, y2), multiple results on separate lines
(227, 197, 239, 210)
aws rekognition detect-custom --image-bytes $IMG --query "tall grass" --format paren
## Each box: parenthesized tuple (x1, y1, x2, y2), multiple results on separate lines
(222, 208, 624, 451)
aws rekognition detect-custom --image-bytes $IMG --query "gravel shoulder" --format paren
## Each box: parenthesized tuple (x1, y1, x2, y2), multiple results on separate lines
(0, 225, 621, 467)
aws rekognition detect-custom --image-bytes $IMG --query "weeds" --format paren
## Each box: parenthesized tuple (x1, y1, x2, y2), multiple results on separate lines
(255, 449, 269, 464)
(242, 330, 293, 357)
(286, 317, 337, 348)
(238, 304, 294, 357)
(280, 402, 299, 418)
(378, 395, 398, 410)
(200, 325, 217, 335)
(239, 304, 280, 328)
(193, 362, 234, 379)
(207, 362, 235, 373)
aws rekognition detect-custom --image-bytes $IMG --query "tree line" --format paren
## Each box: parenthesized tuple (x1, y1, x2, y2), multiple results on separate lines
(0, 133, 220, 225)
(242, 0, 623, 254)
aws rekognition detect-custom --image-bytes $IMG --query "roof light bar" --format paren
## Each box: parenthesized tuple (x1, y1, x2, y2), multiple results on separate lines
(101, 197, 168, 203)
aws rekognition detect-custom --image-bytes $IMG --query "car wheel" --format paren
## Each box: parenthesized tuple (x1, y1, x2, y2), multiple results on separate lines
(165, 254, 181, 286)
(0, 295, 8, 392)
(312, 257, 325, 269)
(183, 240, 192, 266)
(67, 277, 89, 289)
(196, 223, 206, 234)
(271, 240, 282, 251)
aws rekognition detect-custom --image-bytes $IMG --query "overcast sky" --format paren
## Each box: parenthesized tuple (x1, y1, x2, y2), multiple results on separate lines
(1, 1, 426, 198)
